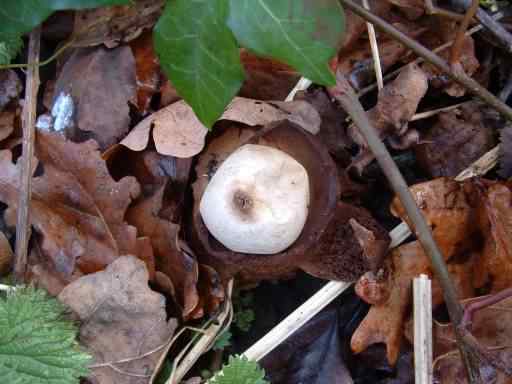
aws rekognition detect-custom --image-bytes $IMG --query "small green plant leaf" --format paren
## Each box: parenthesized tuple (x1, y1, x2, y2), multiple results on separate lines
(227, 0, 345, 86)
(213, 329, 232, 351)
(0, 287, 91, 384)
(154, 0, 245, 128)
(207, 355, 268, 384)
(0, 0, 130, 65)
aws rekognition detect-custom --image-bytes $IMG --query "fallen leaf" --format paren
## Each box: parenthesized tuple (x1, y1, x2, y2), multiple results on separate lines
(349, 64, 428, 172)
(477, 182, 512, 291)
(126, 185, 199, 318)
(53, 46, 137, 149)
(121, 100, 207, 157)
(221, 97, 321, 135)
(72, 0, 164, 48)
(353, 178, 512, 364)
(416, 102, 497, 178)
(0, 70, 22, 111)
(121, 97, 322, 158)
(59, 256, 177, 384)
(0, 131, 140, 290)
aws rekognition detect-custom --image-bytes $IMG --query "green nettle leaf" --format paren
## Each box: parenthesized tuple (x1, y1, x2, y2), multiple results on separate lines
(154, 0, 245, 128)
(228, 0, 345, 86)
(0, 287, 91, 384)
(207, 355, 268, 384)
(0, 0, 130, 64)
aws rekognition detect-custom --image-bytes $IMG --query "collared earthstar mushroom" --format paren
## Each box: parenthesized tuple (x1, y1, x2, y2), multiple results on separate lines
(199, 144, 310, 254)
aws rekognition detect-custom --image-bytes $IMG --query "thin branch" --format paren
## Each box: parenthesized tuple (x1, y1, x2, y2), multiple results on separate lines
(243, 280, 351, 361)
(414, 274, 433, 384)
(362, 0, 383, 90)
(353, 7, 507, 115)
(450, 0, 480, 66)
(14, 27, 41, 281)
(357, 14, 500, 96)
(475, 7, 512, 54)
(327, 73, 482, 382)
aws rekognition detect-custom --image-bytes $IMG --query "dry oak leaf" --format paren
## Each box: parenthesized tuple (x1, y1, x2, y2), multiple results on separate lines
(475, 182, 512, 292)
(59, 256, 177, 384)
(0, 131, 140, 288)
(353, 178, 479, 364)
(126, 185, 199, 318)
(53, 46, 137, 149)
(416, 102, 497, 178)
(349, 64, 428, 172)
(120, 97, 321, 158)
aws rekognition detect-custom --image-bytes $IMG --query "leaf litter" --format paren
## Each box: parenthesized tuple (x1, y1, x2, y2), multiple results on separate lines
(2, 0, 512, 383)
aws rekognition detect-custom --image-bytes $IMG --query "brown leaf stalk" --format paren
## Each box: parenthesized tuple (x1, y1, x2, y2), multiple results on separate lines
(14, 27, 41, 280)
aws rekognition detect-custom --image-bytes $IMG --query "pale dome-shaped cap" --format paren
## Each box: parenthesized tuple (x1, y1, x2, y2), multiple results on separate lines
(199, 144, 310, 254)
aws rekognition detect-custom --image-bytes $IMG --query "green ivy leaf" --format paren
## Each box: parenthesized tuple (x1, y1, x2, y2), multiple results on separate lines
(154, 0, 244, 128)
(0, 287, 91, 384)
(0, 0, 130, 64)
(207, 355, 268, 384)
(228, 0, 345, 86)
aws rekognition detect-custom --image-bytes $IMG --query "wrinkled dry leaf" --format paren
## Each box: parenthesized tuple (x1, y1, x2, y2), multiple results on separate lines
(72, 0, 164, 48)
(121, 97, 321, 158)
(126, 185, 199, 318)
(221, 97, 321, 135)
(59, 256, 177, 384)
(0, 70, 22, 111)
(121, 100, 207, 158)
(354, 178, 512, 364)
(350, 64, 428, 172)
(477, 182, 512, 291)
(416, 102, 497, 178)
(0, 131, 141, 290)
(53, 46, 137, 149)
